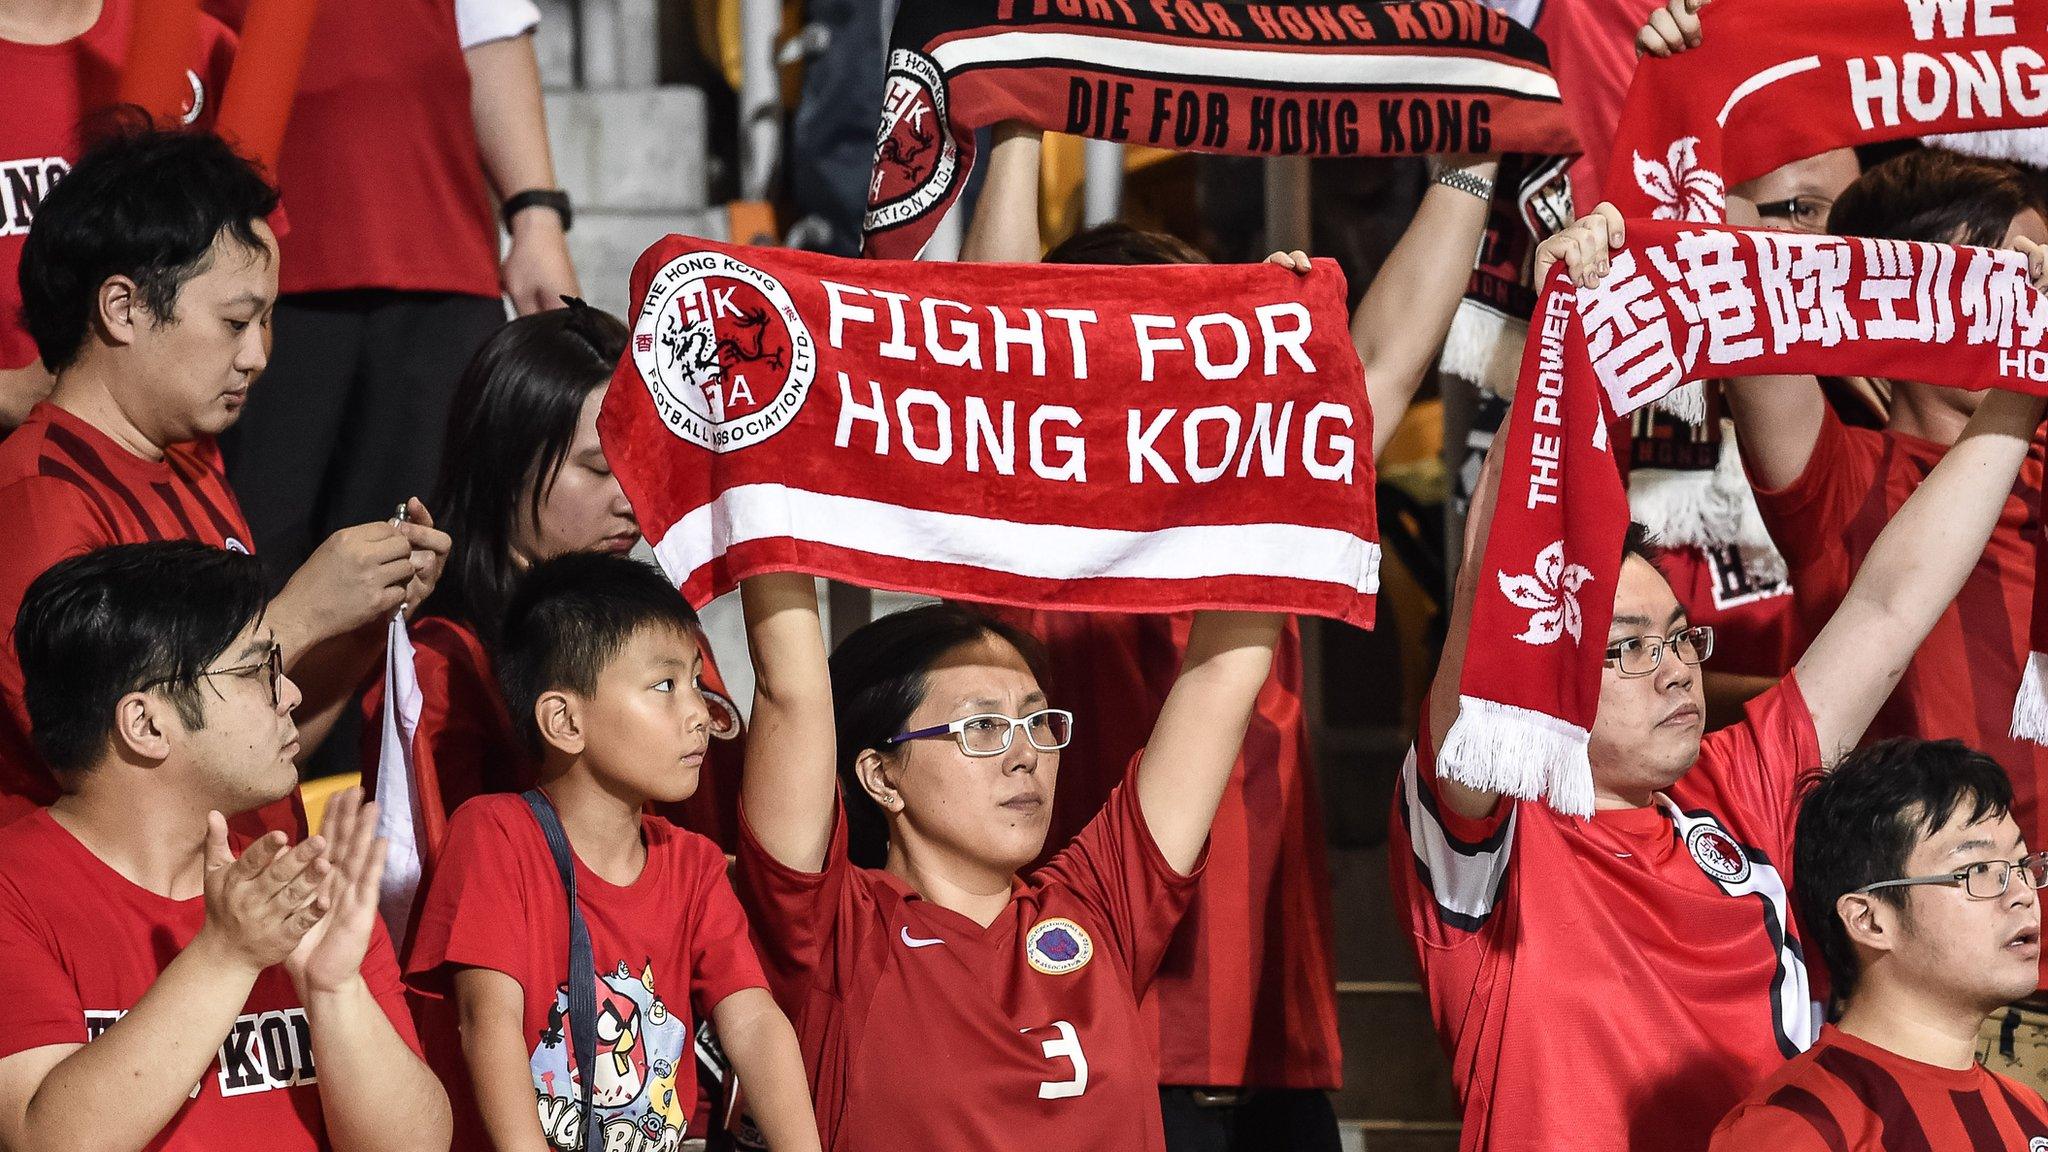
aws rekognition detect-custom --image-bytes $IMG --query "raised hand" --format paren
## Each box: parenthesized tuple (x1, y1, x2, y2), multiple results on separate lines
(1534, 203, 1626, 289)
(2019, 235, 2047, 293)
(201, 814, 330, 973)
(1637, 0, 1707, 57)
(395, 497, 452, 617)
(273, 521, 417, 643)
(285, 788, 388, 994)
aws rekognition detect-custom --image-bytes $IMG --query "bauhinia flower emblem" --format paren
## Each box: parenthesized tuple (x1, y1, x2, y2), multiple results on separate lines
(1634, 137, 1726, 222)
(1498, 541, 1593, 646)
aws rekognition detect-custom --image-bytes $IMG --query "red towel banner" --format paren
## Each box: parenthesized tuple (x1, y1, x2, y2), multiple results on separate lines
(597, 237, 1381, 626)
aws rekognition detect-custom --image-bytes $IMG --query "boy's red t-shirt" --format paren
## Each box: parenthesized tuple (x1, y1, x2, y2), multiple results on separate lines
(0, 0, 238, 370)
(406, 792, 768, 1152)
(0, 809, 419, 1152)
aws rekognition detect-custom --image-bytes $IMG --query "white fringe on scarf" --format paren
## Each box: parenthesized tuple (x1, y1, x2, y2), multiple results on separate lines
(2012, 651, 2048, 746)
(1438, 696, 1595, 818)
(1443, 300, 1528, 400)
(1627, 420, 1787, 575)
(1926, 128, 2048, 168)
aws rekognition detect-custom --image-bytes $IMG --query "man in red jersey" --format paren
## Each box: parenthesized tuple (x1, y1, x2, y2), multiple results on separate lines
(957, 123, 1498, 1148)
(0, 541, 448, 1152)
(0, 125, 449, 831)
(1393, 216, 2048, 1151)
(0, 0, 238, 425)
(1713, 738, 2048, 1149)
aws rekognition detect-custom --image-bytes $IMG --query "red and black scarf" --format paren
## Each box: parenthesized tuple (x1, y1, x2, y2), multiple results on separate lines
(861, 0, 1581, 259)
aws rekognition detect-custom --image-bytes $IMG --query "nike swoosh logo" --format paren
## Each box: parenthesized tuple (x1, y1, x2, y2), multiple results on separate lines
(901, 926, 945, 949)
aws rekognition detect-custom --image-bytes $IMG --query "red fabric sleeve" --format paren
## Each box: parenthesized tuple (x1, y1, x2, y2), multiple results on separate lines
(0, 874, 85, 1058)
(403, 800, 534, 997)
(1747, 405, 1876, 622)
(1033, 767, 1204, 998)
(1390, 712, 1516, 949)
(1707, 1101, 1838, 1152)
(679, 833, 769, 1017)
(732, 798, 854, 1007)
(1695, 673, 1823, 861)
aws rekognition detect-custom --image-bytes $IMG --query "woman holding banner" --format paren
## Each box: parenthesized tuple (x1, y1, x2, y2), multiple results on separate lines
(732, 569, 1282, 1151)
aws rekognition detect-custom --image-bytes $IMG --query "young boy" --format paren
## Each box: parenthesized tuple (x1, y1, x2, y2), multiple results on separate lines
(405, 552, 819, 1152)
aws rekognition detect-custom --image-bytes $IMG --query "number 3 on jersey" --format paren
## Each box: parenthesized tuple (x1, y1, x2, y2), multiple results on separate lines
(1025, 1020, 1089, 1100)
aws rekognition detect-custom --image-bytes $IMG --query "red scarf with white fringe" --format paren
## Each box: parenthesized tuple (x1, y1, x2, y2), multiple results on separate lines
(598, 235, 1382, 626)
(1445, 220, 2048, 815)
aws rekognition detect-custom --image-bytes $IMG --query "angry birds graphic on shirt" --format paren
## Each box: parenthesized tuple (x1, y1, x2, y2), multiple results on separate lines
(531, 959, 691, 1152)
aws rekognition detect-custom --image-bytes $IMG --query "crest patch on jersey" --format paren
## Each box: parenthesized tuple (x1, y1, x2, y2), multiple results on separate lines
(1685, 822, 1752, 885)
(1024, 917, 1092, 976)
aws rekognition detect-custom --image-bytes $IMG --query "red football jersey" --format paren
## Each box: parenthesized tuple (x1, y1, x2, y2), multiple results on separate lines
(0, 809, 418, 1151)
(357, 615, 750, 865)
(200, 0, 499, 298)
(0, 0, 237, 370)
(735, 778, 1200, 1151)
(1391, 678, 1823, 1152)
(1711, 1025, 2048, 1150)
(407, 794, 767, 1152)
(0, 402, 299, 835)
(1652, 543, 1800, 679)
(983, 608, 1341, 1089)
(1750, 405, 2047, 983)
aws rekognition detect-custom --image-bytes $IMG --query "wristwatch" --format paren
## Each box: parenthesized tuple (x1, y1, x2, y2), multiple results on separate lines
(502, 188, 573, 233)
(1429, 161, 1496, 203)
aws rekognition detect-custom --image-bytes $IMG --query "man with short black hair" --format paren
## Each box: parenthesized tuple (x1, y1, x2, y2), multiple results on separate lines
(0, 122, 450, 830)
(0, 541, 449, 1152)
(1711, 738, 2048, 1148)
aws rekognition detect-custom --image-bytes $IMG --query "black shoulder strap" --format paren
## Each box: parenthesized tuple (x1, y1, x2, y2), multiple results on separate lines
(523, 789, 598, 1150)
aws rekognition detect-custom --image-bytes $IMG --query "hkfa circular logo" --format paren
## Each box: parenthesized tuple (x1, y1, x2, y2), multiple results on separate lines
(2029, 1137, 2048, 1152)
(1686, 823, 1751, 885)
(702, 685, 744, 741)
(862, 49, 958, 236)
(1025, 918, 1093, 976)
(222, 537, 250, 555)
(632, 250, 814, 452)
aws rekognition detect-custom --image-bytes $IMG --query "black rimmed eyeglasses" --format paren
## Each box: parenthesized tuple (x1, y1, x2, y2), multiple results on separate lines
(1604, 626, 1714, 678)
(139, 641, 285, 708)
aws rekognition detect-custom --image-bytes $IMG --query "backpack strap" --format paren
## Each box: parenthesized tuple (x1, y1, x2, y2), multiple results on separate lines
(522, 789, 599, 1150)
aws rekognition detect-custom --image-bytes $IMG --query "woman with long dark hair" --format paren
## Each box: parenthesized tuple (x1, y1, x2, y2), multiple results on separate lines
(733, 571, 1282, 1150)
(361, 301, 745, 869)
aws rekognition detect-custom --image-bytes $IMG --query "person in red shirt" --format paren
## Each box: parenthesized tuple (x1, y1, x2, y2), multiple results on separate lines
(0, 0, 237, 426)
(0, 541, 448, 1152)
(1396, 214, 2048, 1151)
(958, 125, 1493, 1150)
(204, 0, 578, 713)
(1711, 738, 2048, 1149)
(0, 124, 451, 833)
(358, 302, 746, 870)
(734, 571, 1283, 1151)
(406, 553, 819, 1152)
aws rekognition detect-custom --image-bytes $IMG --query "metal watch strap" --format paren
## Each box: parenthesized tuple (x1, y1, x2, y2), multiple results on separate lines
(1432, 165, 1496, 202)
(502, 188, 573, 232)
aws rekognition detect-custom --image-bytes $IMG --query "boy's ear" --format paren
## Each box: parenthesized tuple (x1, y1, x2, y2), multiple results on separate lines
(535, 690, 585, 756)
